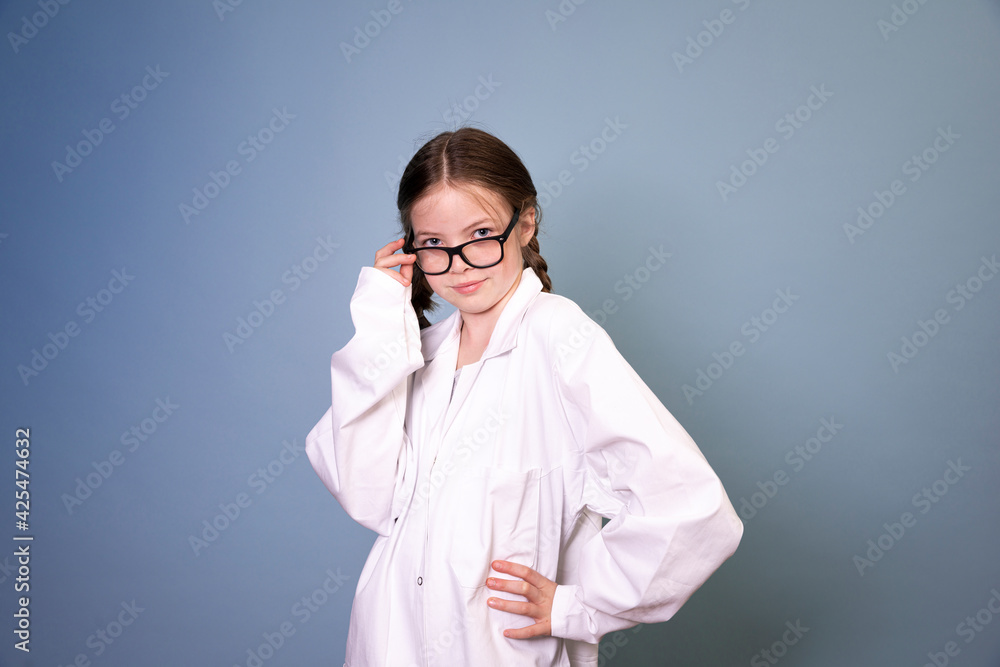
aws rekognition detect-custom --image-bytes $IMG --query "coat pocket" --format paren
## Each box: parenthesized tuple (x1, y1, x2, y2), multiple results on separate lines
(441, 465, 541, 589)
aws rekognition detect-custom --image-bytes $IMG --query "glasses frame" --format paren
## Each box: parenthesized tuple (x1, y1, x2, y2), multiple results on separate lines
(403, 207, 521, 276)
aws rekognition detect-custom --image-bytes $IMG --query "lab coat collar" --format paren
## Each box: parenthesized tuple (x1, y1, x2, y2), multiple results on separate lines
(420, 267, 543, 362)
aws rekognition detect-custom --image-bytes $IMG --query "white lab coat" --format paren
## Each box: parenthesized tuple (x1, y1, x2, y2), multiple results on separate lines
(306, 265, 743, 666)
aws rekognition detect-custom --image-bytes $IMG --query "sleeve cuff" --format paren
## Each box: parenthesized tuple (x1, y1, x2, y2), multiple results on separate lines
(358, 265, 410, 296)
(550, 583, 601, 643)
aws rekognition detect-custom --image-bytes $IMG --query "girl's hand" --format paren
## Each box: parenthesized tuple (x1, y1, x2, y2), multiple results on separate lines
(374, 237, 416, 287)
(486, 560, 556, 639)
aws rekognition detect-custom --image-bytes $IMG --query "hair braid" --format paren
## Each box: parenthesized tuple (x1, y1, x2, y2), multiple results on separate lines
(521, 230, 552, 294)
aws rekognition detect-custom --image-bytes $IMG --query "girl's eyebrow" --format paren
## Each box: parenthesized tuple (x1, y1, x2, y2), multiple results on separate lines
(413, 218, 494, 240)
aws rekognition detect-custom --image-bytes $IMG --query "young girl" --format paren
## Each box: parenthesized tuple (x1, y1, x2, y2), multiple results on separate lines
(305, 127, 743, 666)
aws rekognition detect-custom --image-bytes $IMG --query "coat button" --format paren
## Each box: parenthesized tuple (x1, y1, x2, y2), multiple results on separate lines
(417, 576, 423, 585)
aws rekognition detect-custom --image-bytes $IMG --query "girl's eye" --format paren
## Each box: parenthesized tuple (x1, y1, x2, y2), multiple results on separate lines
(473, 228, 493, 239)
(422, 238, 441, 247)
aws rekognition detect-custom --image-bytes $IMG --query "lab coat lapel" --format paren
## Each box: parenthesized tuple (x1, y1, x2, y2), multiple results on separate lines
(419, 311, 461, 461)
(434, 267, 543, 446)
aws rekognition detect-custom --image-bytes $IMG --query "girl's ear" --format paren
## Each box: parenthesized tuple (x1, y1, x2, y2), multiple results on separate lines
(518, 206, 537, 247)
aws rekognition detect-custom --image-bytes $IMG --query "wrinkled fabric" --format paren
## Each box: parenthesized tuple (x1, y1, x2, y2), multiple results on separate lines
(306, 266, 744, 666)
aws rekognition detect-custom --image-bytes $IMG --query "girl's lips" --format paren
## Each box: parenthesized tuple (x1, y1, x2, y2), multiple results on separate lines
(452, 279, 485, 294)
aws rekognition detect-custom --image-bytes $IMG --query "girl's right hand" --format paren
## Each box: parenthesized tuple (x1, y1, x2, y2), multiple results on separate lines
(374, 237, 416, 287)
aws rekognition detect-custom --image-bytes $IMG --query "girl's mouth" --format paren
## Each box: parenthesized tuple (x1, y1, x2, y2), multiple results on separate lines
(452, 279, 485, 294)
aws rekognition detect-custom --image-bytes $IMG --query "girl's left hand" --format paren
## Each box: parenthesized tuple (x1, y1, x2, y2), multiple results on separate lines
(486, 560, 557, 638)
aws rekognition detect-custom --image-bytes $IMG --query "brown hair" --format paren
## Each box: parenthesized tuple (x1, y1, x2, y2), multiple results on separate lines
(397, 127, 552, 329)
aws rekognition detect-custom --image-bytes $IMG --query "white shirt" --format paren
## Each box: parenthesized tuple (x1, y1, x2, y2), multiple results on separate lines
(305, 266, 743, 666)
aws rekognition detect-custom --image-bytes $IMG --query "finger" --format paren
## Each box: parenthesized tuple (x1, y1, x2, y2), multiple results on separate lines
(487, 596, 536, 618)
(373, 237, 405, 261)
(486, 577, 536, 602)
(373, 241, 417, 286)
(492, 560, 547, 589)
(502, 620, 551, 640)
(374, 253, 416, 271)
(374, 239, 413, 265)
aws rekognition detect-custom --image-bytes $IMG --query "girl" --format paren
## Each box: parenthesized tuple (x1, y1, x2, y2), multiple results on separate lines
(305, 127, 743, 666)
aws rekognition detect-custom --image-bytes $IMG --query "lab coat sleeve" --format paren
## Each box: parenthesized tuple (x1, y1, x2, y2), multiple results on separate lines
(305, 266, 424, 536)
(546, 311, 744, 644)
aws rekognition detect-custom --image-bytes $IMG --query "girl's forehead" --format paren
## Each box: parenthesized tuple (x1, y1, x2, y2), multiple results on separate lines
(411, 184, 505, 226)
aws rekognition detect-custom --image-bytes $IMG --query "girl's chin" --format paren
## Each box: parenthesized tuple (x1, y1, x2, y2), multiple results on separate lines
(444, 291, 496, 315)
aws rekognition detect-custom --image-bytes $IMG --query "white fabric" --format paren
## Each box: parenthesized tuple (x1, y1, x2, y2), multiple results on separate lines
(306, 266, 744, 666)
(450, 367, 461, 402)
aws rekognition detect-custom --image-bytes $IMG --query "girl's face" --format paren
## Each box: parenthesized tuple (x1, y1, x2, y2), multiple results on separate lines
(408, 183, 535, 318)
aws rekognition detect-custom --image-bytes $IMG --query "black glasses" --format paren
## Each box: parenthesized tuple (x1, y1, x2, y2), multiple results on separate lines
(403, 208, 521, 276)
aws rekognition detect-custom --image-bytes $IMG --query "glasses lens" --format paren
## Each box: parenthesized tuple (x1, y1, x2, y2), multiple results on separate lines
(415, 248, 451, 274)
(461, 239, 503, 268)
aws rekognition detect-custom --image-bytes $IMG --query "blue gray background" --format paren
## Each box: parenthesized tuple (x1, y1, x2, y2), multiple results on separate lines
(2, 0, 999, 665)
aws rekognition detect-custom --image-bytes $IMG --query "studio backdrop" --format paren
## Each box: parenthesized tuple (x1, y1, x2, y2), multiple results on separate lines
(2, 0, 999, 665)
